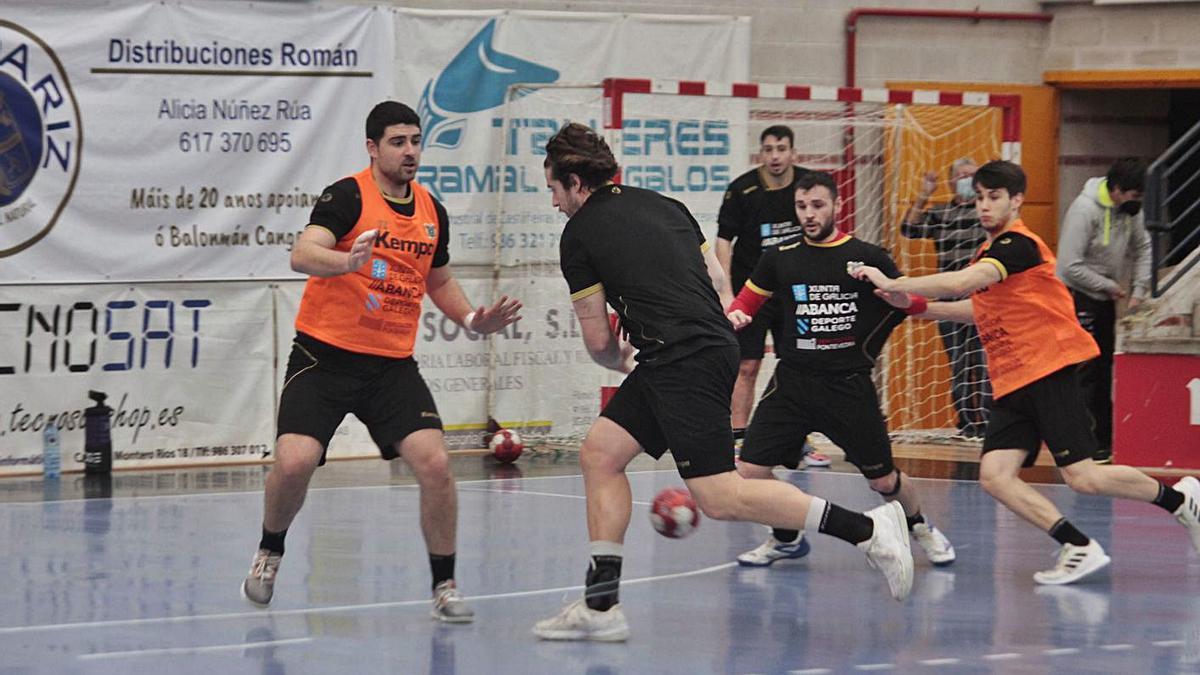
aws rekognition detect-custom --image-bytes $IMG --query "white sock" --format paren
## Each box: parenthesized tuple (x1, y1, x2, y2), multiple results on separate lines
(590, 540, 623, 558)
(804, 497, 828, 533)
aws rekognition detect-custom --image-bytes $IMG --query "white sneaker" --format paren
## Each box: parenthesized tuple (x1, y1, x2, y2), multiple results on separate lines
(859, 501, 914, 601)
(911, 522, 956, 566)
(802, 442, 832, 467)
(533, 599, 630, 642)
(431, 580, 475, 623)
(240, 548, 282, 608)
(1033, 540, 1111, 585)
(736, 533, 811, 567)
(1172, 476, 1200, 555)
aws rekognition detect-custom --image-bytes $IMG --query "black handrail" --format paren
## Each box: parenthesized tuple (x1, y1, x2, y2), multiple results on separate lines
(1146, 117, 1200, 297)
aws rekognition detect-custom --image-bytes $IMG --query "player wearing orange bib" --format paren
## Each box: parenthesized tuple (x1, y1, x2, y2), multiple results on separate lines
(852, 160, 1200, 585)
(241, 102, 522, 618)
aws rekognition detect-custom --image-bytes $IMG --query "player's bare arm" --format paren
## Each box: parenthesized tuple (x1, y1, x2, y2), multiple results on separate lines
(850, 262, 1000, 299)
(291, 227, 377, 278)
(703, 242, 734, 309)
(714, 237, 734, 287)
(873, 288, 976, 324)
(572, 289, 634, 373)
(425, 265, 523, 334)
(725, 281, 771, 331)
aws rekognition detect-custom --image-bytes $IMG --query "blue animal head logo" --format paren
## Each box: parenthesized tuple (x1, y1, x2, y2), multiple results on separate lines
(418, 19, 559, 150)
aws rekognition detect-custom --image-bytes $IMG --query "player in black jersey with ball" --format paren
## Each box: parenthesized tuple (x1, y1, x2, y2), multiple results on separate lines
(531, 124, 914, 643)
(727, 170, 957, 569)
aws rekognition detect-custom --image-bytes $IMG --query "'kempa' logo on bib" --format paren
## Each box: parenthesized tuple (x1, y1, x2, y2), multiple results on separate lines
(0, 21, 81, 258)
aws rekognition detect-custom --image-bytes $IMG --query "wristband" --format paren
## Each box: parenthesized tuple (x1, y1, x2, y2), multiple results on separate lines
(728, 286, 769, 317)
(903, 294, 928, 315)
(463, 311, 477, 329)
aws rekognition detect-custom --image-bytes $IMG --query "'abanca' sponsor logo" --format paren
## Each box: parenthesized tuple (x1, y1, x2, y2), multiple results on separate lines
(0, 21, 81, 258)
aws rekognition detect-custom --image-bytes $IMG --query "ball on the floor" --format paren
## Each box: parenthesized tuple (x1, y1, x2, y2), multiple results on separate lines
(650, 487, 700, 538)
(489, 428, 523, 463)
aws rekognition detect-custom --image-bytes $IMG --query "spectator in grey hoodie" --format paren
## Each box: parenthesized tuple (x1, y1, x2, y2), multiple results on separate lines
(1056, 158, 1151, 463)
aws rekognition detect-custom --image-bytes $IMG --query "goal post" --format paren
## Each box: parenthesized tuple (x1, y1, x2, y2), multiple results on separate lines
(489, 78, 1020, 447)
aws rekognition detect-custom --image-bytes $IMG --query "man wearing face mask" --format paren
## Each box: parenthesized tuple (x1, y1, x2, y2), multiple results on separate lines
(901, 158, 990, 439)
(1056, 158, 1151, 464)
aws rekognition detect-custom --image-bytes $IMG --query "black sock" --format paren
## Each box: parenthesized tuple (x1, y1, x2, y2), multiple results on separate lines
(733, 428, 745, 442)
(1048, 518, 1090, 547)
(1152, 484, 1186, 514)
(817, 504, 874, 545)
(906, 512, 926, 531)
(259, 527, 287, 555)
(585, 555, 622, 612)
(430, 553, 456, 590)
(772, 528, 799, 543)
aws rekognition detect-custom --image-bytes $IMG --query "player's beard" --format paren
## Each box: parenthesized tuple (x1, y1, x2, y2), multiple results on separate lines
(804, 214, 837, 242)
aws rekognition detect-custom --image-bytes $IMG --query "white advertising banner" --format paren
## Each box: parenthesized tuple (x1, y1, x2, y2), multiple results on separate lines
(398, 10, 751, 266)
(0, 283, 276, 476)
(0, 0, 394, 282)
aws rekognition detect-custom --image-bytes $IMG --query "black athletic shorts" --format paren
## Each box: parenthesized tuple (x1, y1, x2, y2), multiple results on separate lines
(981, 364, 1096, 468)
(600, 344, 739, 479)
(741, 365, 895, 479)
(736, 296, 782, 361)
(277, 333, 443, 465)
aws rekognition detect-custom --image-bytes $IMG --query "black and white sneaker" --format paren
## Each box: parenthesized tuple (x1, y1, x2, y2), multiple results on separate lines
(1173, 476, 1200, 555)
(1033, 540, 1110, 585)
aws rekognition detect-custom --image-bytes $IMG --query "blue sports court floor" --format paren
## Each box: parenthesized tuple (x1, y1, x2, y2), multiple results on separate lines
(2, 453, 1199, 674)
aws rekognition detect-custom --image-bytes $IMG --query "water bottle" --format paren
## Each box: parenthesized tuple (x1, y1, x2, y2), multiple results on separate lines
(83, 390, 113, 475)
(42, 421, 61, 479)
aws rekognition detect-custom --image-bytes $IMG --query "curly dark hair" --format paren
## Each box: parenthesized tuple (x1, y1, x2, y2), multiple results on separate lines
(543, 122, 619, 190)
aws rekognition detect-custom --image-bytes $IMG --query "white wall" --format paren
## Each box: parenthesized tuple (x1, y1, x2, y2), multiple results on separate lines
(1044, 1, 1200, 71)
(356, 0, 1051, 87)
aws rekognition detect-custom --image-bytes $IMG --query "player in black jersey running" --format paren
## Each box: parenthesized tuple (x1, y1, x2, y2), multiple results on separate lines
(726, 171, 956, 569)
(531, 123, 914, 643)
(717, 125, 830, 468)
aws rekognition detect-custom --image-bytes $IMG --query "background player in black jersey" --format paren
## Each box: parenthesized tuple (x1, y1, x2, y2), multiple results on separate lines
(727, 171, 956, 569)
(717, 125, 831, 468)
(531, 123, 914, 643)
(241, 102, 521, 621)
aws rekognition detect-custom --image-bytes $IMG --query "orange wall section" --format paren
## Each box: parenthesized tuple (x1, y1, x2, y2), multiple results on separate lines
(888, 81, 1060, 244)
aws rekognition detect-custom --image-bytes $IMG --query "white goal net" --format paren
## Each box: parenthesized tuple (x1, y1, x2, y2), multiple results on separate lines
(484, 79, 1015, 448)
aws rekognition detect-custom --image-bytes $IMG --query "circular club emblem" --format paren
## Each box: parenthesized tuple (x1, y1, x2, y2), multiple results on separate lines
(0, 21, 81, 258)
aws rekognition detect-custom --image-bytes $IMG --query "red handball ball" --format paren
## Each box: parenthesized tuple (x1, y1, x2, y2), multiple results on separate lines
(649, 487, 700, 539)
(489, 428, 523, 463)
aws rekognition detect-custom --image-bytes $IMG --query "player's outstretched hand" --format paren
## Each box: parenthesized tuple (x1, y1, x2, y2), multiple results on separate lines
(874, 289, 913, 310)
(727, 309, 752, 331)
(848, 264, 897, 291)
(346, 229, 377, 273)
(468, 295, 523, 334)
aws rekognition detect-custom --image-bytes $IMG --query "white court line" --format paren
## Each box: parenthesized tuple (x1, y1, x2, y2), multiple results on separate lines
(853, 665, 894, 671)
(0, 469, 680, 507)
(78, 636, 312, 660)
(1153, 640, 1184, 647)
(0, 561, 736, 636)
(787, 669, 833, 674)
(981, 653, 1022, 660)
(1100, 644, 1135, 651)
(918, 658, 961, 665)
(458, 485, 652, 507)
(1043, 647, 1080, 656)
